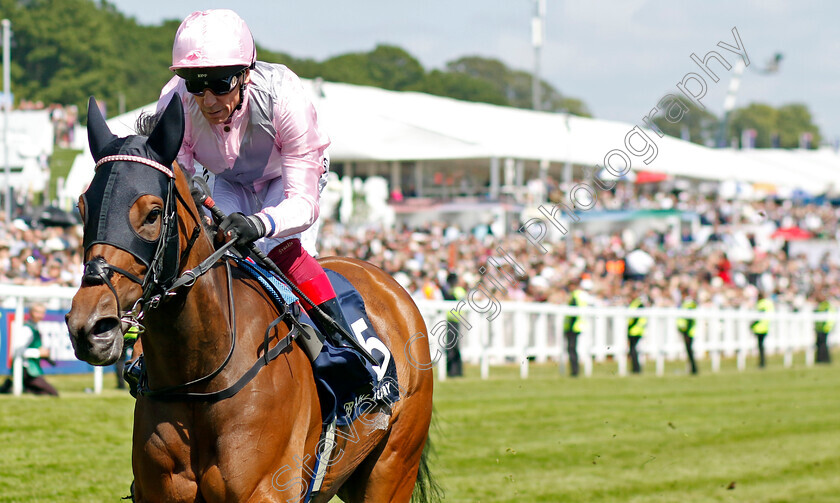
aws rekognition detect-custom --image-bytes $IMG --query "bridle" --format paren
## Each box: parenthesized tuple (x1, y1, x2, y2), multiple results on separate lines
(81, 153, 302, 402)
(81, 154, 231, 333)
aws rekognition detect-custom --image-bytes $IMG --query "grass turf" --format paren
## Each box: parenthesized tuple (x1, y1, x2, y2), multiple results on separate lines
(47, 147, 82, 204)
(0, 354, 838, 502)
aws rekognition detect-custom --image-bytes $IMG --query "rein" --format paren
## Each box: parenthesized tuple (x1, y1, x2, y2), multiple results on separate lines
(134, 268, 302, 402)
(86, 155, 301, 403)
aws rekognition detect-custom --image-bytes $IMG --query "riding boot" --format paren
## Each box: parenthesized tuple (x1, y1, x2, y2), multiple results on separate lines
(307, 297, 355, 346)
(266, 239, 355, 345)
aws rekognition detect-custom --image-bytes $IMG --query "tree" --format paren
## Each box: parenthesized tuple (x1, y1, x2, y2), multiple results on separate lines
(258, 46, 322, 79)
(0, 0, 590, 124)
(652, 93, 719, 145)
(776, 103, 821, 148)
(320, 52, 378, 87)
(727, 103, 778, 148)
(366, 45, 424, 91)
(413, 70, 507, 105)
(5, 0, 177, 118)
(319, 45, 424, 91)
(442, 56, 590, 116)
(728, 103, 821, 149)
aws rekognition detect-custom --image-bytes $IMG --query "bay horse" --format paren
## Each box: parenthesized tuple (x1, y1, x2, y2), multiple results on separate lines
(65, 95, 436, 502)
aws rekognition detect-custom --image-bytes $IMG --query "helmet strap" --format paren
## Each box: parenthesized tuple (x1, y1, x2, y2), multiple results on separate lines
(234, 69, 248, 113)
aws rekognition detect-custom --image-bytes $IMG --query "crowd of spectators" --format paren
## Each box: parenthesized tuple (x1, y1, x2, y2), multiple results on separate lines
(2, 187, 839, 314)
(0, 212, 83, 288)
(320, 189, 840, 311)
(17, 100, 79, 148)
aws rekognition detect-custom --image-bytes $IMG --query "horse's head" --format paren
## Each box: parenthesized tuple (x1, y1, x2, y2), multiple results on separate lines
(66, 96, 185, 365)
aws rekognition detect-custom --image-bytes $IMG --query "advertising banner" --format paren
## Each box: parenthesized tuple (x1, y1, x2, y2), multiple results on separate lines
(0, 307, 104, 375)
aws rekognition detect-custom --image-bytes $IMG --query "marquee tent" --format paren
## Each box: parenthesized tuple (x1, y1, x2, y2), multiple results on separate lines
(63, 79, 840, 202)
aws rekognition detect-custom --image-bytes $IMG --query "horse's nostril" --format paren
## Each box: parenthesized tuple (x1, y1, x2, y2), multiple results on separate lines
(92, 318, 120, 336)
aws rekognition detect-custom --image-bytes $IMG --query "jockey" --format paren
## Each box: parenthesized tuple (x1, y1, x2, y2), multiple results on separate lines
(157, 9, 353, 341)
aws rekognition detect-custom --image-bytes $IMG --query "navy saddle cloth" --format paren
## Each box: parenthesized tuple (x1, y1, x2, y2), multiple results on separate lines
(235, 257, 400, 426)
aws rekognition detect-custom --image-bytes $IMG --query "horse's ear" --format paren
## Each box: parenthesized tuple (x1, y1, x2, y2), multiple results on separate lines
(147, 94, 185, 166)
(87, 96, 117, 162)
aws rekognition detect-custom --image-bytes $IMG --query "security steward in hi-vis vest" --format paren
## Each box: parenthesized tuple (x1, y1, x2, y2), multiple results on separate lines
(815, 298, 835, 364)
(751, 296, 774, 368)
(442, 273, 467, 377)
(677, 299, 698, 375)
(564, 284, 586, 377)
(627, 296, 647, 374)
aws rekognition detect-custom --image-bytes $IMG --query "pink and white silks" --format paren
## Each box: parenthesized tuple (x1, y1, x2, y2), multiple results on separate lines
(157, 62, 331, 256)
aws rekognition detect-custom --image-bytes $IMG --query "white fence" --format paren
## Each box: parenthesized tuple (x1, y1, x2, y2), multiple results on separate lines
(0, 284, 103, 396)
(1, 285, 836, 393)
(414, 300, 838, 380)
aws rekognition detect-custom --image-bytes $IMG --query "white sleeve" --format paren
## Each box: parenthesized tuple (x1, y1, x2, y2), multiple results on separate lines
(12, 325, 34, 358)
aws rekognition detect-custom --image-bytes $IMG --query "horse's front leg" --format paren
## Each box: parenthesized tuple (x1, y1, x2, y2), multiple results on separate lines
(132, 405, 200, 502)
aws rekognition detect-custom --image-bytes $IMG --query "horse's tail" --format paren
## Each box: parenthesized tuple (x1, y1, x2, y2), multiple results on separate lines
(411, 435, 444, 503)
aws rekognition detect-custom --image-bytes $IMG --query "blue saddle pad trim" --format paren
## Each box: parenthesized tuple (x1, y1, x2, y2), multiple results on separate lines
(235, 258, 298, 305)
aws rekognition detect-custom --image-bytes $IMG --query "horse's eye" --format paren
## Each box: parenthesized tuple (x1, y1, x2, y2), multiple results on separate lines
(145, 209, 162, 225)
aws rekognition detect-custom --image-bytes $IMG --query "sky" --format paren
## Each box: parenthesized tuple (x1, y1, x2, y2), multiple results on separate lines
(108, 0, 840, 143)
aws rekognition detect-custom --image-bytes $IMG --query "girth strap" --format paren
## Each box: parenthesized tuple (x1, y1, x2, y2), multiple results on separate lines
(139, 321, 300, 403)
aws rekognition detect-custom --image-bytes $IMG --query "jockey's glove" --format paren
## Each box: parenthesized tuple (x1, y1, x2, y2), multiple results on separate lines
(219, 212, 266, 248)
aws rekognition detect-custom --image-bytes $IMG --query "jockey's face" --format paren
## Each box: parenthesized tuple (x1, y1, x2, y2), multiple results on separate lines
(193, 70, 250, 125)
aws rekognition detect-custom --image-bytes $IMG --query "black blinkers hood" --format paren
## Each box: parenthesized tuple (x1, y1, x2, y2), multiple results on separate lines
(82, 95, 185, 288)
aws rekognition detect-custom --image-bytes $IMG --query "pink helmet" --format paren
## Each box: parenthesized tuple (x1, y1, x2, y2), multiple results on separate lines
(170, 9, 256, 74)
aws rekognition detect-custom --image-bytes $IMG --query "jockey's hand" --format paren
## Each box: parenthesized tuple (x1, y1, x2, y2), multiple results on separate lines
(189, 184, 215, 228)
(189, 184, 206, 211)
(219, 212, 266, 248)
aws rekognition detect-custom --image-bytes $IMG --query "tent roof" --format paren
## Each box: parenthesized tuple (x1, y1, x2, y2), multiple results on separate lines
(64, 79, 840, 199)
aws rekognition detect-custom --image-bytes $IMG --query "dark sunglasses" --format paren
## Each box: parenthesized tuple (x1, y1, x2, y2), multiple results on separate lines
(185, 73, 241, 97)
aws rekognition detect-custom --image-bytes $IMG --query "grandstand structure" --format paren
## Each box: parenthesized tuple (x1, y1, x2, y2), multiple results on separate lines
(0, 109, 53, 195)
(64, 79, 840, 212)
(3, 80, 834, 392)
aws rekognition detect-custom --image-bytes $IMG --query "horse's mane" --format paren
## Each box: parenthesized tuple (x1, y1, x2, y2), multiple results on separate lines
(135, 111, 162, 137)
(134, 110, 192, 182)
(135, 110, 216, 233)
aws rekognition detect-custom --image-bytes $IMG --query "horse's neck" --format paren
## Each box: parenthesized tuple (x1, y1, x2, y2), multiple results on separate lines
(140, 205, 237, 389)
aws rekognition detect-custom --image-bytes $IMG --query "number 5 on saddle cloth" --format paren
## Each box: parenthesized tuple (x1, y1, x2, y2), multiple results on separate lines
(236, 258, 400, 427)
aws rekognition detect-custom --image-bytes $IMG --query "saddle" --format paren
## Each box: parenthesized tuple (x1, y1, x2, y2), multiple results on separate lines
(233, 256, 400, 426)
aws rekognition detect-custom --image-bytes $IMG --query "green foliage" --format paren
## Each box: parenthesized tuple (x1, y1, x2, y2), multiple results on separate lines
(320, 52, 377, 87)
(2, 0, 589, 122)
(258, 45, 322, 79)
(48, 147, 82, 202)
(652, 93, 719, 145)
(648, 97, 823, 149)
(318, 45, 425, 91)
(728, 102, 822, 149)
(366, 45, 425, 91)
(728, 103, 779, 148)
(445, 56, 591, 116)
(776, 103, 822, 148)
(4, 0, 177, 120)
(414, 69, 508, 105)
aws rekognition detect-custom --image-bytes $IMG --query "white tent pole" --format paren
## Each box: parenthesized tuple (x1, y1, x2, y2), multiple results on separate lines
(2, 19, 11, 224)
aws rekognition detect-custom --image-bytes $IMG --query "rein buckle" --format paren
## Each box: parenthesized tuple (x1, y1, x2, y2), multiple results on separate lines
(147, 295, 163, 310)
(180, 269, 199, 288)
